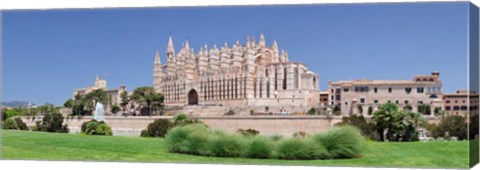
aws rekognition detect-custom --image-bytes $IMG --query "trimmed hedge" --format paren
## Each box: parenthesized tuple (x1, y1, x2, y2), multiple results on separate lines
(165, 124, 366, 160)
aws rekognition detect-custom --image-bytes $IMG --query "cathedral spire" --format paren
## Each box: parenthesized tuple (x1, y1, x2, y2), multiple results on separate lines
(272, 39, 278, 52)
(281, 49, 286, 62)
(167, 34, 175, 54)
(154, 49, 161, 64)
(259, 33, 266, 47)
(272, 39, 279, 62)
(185, 38, 190, 50)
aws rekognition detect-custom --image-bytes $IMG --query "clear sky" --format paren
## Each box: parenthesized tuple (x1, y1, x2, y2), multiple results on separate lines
(2, 2, 470, 106)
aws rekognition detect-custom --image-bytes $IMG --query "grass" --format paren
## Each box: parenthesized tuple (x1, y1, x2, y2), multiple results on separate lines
(1, 130, 469, 168)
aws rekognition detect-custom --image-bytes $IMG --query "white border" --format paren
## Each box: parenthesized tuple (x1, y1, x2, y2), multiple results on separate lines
(0, 0, 478, 170)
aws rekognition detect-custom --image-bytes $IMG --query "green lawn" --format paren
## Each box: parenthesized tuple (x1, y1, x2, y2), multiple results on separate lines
(1, 130, 469, 168)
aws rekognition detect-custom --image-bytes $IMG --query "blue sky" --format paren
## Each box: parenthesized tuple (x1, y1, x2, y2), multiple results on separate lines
(2, 2, 470, 106)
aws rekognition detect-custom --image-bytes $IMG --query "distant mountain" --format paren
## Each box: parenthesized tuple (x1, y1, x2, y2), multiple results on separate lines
(1, 101, 35, 108)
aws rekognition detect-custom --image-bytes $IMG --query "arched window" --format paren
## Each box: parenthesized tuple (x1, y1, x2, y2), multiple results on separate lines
(313, 77, 316, 89)
(227, 78, 230, 99)
(235, 78, 238, 99)
(294, 68, 299, 89)
(260, 80, 263, 98)
(267, 81, 270, 98)
(274, 68, 278, 90)
(254, 79, 257, 98)
(283, 68, 287, 90)
(231, 79, 234, 99)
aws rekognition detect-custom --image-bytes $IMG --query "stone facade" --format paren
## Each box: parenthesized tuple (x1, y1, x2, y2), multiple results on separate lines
(153, 34, 320, 115)
(327, 72, 443, 116)
(73, 75, 128, 109)
(443, 90, 479, 116)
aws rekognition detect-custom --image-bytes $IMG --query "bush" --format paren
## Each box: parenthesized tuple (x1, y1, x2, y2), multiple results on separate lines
(111, 105, 121, 114)
(2, 111, 7, 122)
(275, 138, 327, 160)
(311, 125, 366, 159)
(334, 115, 377, 140)
(14, 118, 28, 130)
(95, 123, 113, 136)
(81, 119, 112, 136)
(207, 133, 246, 157)
(36, 113, 69, 133)
(237, 128, 259, 136)
(427, 115, 467, 140)
(141, 119, 173, 137)
(307, 107, 317, 115)
(165, 124, 366, 160)
(173, 113, 204, 126)
(165, 124, 208, 153)
(245, 136, 274, 158)
(3, 118, 18, 129)
(225, 109, 236, 116)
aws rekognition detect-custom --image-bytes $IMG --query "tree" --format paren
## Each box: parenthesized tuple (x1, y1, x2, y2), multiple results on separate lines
(111, 105, 121, 114)
(64, 99, 74, 108)
(120, 91, 130, 113)
(131, 86, 164, 116)
(371, 103, 400, 141)
(428, 115, 467, 140)
(417, 104, 431, 115)
(37, 113, 69, 133)
(335, 114, 377, 140)
(371, 103, 425, 142)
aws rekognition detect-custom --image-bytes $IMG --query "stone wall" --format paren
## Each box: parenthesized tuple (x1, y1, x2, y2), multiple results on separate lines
(19, 115, 440, 137)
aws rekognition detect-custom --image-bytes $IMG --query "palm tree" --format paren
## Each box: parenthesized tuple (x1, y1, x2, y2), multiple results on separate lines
(371, 103, 401, 141)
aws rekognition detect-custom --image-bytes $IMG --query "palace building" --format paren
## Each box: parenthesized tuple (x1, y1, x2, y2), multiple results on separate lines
(153, 34, 320, 115)
(327, 72, 444, 116)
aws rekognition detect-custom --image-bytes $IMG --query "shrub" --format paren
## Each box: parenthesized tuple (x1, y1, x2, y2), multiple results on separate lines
(427, 115, 467, 140)
(312, 125, 365, 159)
(335, 114, 377, 140)
(36, 113, 69, 133)
(165, 124, 366, 160)
(165, 124, 208, 153)
(237, 128, 259, 136)
(225, 109, 236, 116)
(275, 138, 327, 160)
(14, 118, 28, 130)
(3, 118, 18, 129)
(111, 105, 121, 114)
(184, 129, 212, 155)
(206, 133, 246, 157)
(307, 107, 317, 115)
(1, 111, 7, 122)
(95, 123, 113, 136)
(81, 119, 112, 136)
(245, 136, 274, 158)
(141, 119, 173, 137)
(172, 113, 203, 126)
